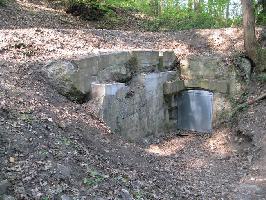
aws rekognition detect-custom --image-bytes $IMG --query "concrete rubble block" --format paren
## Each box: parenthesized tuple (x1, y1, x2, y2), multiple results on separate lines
(75, 69, 98, 94)
(180, 56, 230, 79)
(163, 79, 185, 95)
(132, 50, 160, 72)
(119, 112, 143, 140)
(183, 79, 229, 94)
(208, 80, 229, 94)
(94, 84, 129, 130)
(91, 82, 127, 98)
(72, 55, 99, 76)
(103, 102, 122, 132)
(97, 64, 130, 82)
(138, 71, 177, 91)
(116, 101, 136, 119)
(183, 79, 209, 90)
(44, 61, 87, 102)
(97, 51, 132, 71)
(162, 51, 178, 69)
(148, 107, 165, 135)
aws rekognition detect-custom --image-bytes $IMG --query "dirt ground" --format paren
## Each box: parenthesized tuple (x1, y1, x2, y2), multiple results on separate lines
(0, 0, 266, 199)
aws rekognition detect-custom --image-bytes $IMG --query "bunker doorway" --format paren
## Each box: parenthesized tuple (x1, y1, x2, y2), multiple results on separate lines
(177, 90, 213, 133)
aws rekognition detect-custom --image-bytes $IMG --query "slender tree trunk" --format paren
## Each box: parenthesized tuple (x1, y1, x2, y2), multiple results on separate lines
(175, 0, 180, 11)
(159, 0, 163, 14)
(226, 1, 230, 21)
(194, 0, 202, 13)
(241, 0, 258, 64)
(188, 0, 193, 11)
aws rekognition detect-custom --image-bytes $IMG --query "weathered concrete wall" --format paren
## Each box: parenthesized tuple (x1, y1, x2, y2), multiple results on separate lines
(45, 51, 248, 140)
(69, 50, 178, 96)
(91, 71, 177, 141)
(179, 55, 249, 125)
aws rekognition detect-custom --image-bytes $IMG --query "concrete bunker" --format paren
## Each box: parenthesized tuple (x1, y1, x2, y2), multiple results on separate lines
(45, 50, 249, 140)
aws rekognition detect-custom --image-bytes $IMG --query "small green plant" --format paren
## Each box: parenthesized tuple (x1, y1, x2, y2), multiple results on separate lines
(133, 190, 144, 200)
(19, 113, 34, 124)
(62, 137, 71, 145)
(83, 170, 105, 187)
(65, 0, 112, 21)
(0, 0, 7, 6)
(114, 174, 130, 183)
(39, 149, 49, 156)
(257, 73, 266, 83)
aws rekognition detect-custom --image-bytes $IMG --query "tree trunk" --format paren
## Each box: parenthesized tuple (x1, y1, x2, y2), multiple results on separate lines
(194, 0, 202, 13)
(188, 0, 193, 11)
(226, 1, 230, 22)
(241, 0, 258, 64)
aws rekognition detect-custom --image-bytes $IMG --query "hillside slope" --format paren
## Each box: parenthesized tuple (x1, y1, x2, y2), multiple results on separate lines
(0, 0, 265, 199)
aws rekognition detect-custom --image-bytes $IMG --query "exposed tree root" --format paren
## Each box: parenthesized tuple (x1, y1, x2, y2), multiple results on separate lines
(247, 92, 266, 105)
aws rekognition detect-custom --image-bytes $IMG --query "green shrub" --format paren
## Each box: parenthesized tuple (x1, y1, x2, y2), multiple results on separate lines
(257, 13, 266, 26)
(0, 0, 7, 6)
(143, 10, 234, 32)
(257, 73, 266, 83)
(65, 0, 112, 21)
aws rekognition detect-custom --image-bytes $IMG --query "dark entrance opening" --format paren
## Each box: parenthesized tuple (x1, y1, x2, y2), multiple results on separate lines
(177, 90, 213, 133)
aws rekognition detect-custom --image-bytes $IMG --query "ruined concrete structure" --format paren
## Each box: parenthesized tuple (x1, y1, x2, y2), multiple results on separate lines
(45, 50, 249, 140)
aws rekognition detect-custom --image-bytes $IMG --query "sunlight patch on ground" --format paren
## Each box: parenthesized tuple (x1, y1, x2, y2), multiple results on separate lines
(17, 0, 65, 14)
(145, 137, 193, 156)
(203, 128, 233, 156)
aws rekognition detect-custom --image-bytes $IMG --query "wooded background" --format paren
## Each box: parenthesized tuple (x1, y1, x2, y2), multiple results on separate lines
(64, 0, 265, 30)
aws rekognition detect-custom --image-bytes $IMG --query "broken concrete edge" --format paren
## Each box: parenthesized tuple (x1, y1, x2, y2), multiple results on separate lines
(43, 50, 179, 104)
(163, 79, 185, 95)
(43, 60, 89, 102)
(91, 82, 127, 97)
(69, 50, 178, 95)
(163, 79, 235, 95)
(70, 50, 178, 73)
(44, 52, 247, 100)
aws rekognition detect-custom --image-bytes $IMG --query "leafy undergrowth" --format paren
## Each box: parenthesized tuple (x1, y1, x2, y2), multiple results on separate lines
(257, 72, 266, 83)
(65, 0, 111, 21)
(0, 0, 7, 6)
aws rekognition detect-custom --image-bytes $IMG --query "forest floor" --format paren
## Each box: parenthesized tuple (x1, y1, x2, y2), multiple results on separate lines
(0, 0, 266, 199)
